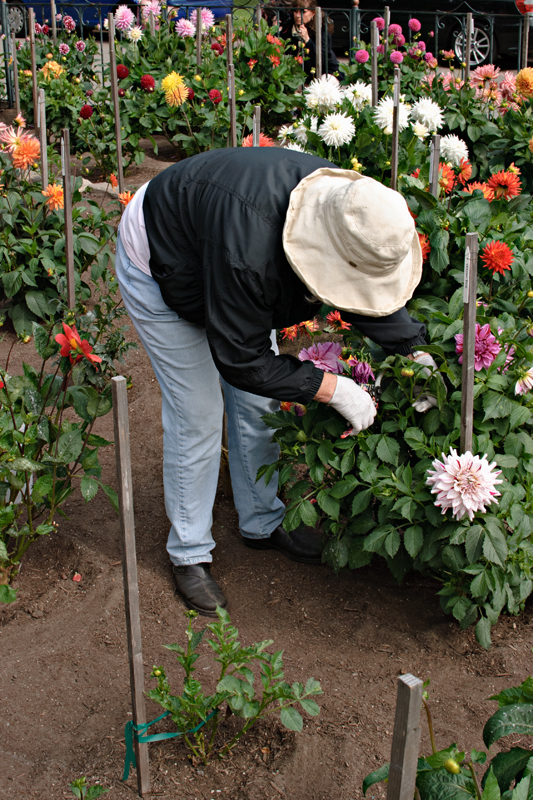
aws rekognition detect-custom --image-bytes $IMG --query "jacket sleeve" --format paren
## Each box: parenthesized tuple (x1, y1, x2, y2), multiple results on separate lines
(204, 255, 324, 403)
(343, 307, 427, 356)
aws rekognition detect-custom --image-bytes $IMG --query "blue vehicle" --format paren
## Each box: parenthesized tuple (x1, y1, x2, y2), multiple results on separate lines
(7, 0, 233, 35)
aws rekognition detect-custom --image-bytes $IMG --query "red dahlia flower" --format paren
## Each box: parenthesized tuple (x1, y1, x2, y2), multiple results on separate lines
(211, 42, 224, 55)
(187, 87, 195, 100)
(79, 104, 94, 119)
(55, 322, 102, 365)
(140, 74, 155, 92)
(480, 240, 514, 275)
(116, 64, 129, 80)
(325, 310, 351, 331)
(209, 89, 222, 104)
(241, 133, 275, 147)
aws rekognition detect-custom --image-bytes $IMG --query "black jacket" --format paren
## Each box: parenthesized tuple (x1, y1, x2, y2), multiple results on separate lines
(278, 16, 341, 79)
(143, 148, 426, 404)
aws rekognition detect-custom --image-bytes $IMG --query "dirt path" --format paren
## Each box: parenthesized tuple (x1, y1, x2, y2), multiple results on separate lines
(1, 143, 533, 800)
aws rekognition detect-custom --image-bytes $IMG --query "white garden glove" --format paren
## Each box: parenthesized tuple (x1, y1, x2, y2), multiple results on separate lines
(328, 375, 377, 435)
(411, 351, 441, 413)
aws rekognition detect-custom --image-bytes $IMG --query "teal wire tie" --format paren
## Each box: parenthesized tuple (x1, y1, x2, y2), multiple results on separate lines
(123, 709, 218, 781)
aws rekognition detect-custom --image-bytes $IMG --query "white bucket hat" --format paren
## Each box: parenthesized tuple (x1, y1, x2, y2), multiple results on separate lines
(282, 167, 423, 318)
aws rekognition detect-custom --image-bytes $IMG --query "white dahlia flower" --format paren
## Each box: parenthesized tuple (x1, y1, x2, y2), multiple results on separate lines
(373, 96, 410, 135)
(515, 367, 533, 396)
(426, 448, 502, 521)
(127, 25, 143, 41)
(277, 124, 294, 143)
(318, 112, 355, 147)
(440, 134, 469, 166)
(285, 142, 305, 152)
(343, 81, 372, 112)
(304, 74, 343, 113)
(411, 121, 429, 140)
(411, 97, 444, 132)
(293, 123, 308, 145)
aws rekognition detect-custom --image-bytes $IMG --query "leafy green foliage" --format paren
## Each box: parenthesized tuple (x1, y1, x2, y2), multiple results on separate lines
(69, 776, 109, 799)
(147, 608, 322, 763)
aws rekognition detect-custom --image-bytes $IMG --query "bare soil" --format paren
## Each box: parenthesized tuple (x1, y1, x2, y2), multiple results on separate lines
(2, 131, 533, 800)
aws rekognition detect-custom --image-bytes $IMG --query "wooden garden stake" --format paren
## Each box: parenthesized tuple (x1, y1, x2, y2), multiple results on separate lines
(29, 8, 39, 133)
(383, 5, 390, 53)
(460, 233, 478, 455)
(390, 66, 400, 191)
(149, 10, 155, 36)
(386, 674, 423, 800)
(112, 376, 151, 798)
(196, 8, 202, 67)
(252, 105, 261, 146)
(11, 32, 20, 115)
(225, 14, 237, 147)
(38, 89, 48, 187)
(108, 13, 125, 194)
(61, 128, 76, 310)
(255, 2, 262, 27)
(371, 19, 378, 106)
(315, 6, 322, 79)
(51, 0, 57, 44)
(221, 409, 232, 497)
(464, 12, 473, 82)
(521, 12, 530, 69)
(428, 134, 441, 198)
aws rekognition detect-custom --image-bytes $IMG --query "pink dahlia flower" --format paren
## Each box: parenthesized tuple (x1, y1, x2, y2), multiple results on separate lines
(442, 72, 464, 91)
(175, 18, 196, 36)
(455, 323, 501, 371)
(63, 14, 75, 31)
(390, 50, 404, 63)
(394, 33, 406, 46)
(376, 44, 385, 54)
(75, 39, 85, 52)
(298, 341, 343, 373)
(426, 448, 502, 521)
(141, 0, 162, 18)
(348, 358, 375, 384)
(500, 71, 517, 101)
(515, 367, 533, 396)
(372, 16, 385, 31)
(388, 23, 402, 36)
(408, 18, 421, 32)
(355, 49, 369, 63)
(59, 42, 70, 54)
(114, 5, 135, 31)
(191, 7, 215, 32)
(470, 64, 500, 87)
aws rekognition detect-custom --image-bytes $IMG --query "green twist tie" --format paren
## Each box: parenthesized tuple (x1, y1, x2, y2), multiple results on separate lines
(123, 709, 218, 781)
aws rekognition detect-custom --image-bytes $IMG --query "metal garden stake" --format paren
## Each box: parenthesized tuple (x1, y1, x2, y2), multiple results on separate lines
(460, 233, 479, 455)
(386, 674, 423, 800)
(383, 5, 390, 53)
(371, 19, 378, 106)
(61, 128, 76, 310)
(112, 376, 151, 798)
(429, 134, 441, 199)
(29, 8, 39, 133)
(464, 12, 473, 82)
(315, 6, 322, 79)
(390, 66, 400, 191)
(108, 13, 125, 193)
(11, 32, 20, 115)
(252, 105, 261, 146)
(39, 89, 48, 187)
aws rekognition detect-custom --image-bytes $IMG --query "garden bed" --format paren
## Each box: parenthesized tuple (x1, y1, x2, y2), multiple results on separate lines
(1, 303, 533, 800)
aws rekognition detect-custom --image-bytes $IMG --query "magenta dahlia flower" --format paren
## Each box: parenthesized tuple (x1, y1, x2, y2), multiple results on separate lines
(59, 42, 70, 55)
(408, 18, 421, 32)
(389, 23, 402, 36)
(75, 39, 85, 52)
(390, 50, 404, 63)
(298, 342, 343, 373)
(426, 448, 501, 521)
(455, 323, 501, 371)
(114, 5, 135, 31)
(348, 358, 375, 384)
(372, 16, 385, 31)
(175, 18, 196, 37)
(355, 49, 369, 63)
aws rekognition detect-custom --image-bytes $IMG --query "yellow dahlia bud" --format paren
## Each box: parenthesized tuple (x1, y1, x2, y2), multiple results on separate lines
(443, 759, 461, 775)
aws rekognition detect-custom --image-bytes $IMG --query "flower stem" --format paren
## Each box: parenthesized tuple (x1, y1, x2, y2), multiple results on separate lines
(422, 698, 437, 755)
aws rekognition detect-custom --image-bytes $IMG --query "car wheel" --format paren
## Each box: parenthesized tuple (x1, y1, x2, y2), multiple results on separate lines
(7, 2, 26, 35)
(454, 24, 492, 67)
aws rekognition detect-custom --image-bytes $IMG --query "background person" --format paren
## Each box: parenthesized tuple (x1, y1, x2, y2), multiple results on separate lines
(116, 147, 427, 617)
(278, 0, 342, 80)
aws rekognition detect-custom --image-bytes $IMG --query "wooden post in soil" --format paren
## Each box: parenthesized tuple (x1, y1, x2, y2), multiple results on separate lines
(11, 32, 20, 115)
(39, 89, 48, 188)
(112, 376, 151, 798)
(460, 233, 478, 455)
(390, 66, 400, 191)
(149, 10, 155, 36)
(28, 8, 39, 133)
(521, 12, 530, 69)
(51, 0, 57, 44)
(221, 409, 232, 497)
(383, 5, 390, 53)
(226, 14, 237, 147)
(252, 105, 261, 146)
(108, 13, 125, 194)
(196, 8, 202, 67)
(61, 128, 76, 310)
(386, 674, 423, 800)
(315, 6, 322, 79)
(464, 12, 473, 83)
(371, 19, 378, 106)
(428, 134, 440, 199)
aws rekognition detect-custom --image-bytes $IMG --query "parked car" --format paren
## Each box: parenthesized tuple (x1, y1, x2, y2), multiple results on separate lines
(317, 0, 532, 65)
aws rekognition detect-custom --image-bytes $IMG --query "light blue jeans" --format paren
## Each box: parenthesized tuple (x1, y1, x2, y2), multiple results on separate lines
(115, 234, 285, 565)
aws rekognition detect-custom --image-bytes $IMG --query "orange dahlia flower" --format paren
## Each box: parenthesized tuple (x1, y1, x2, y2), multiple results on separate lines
(42, 183, 64, 210)
(516, 67, 533, 97)
(457, 159, 472, 186)
(464, 182, 494, 201)
(11, 136, 41, 169)
(418, 233, 431, 262)
(300, 318, 320, 334)
(487, 169, 521, 200)
(55, 322, 102, 365)
(438, 162, 455, 194)
(109, 173, 118, 189)
(480, 240, 514, 276)
(281, 325, 299, 341)
(325, 310, 351, 331)
(118, 191, 134, 206)
(241, 133, 276, 147)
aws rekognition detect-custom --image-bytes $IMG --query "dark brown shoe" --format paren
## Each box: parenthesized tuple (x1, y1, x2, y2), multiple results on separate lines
(172, 563, 228, 618)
